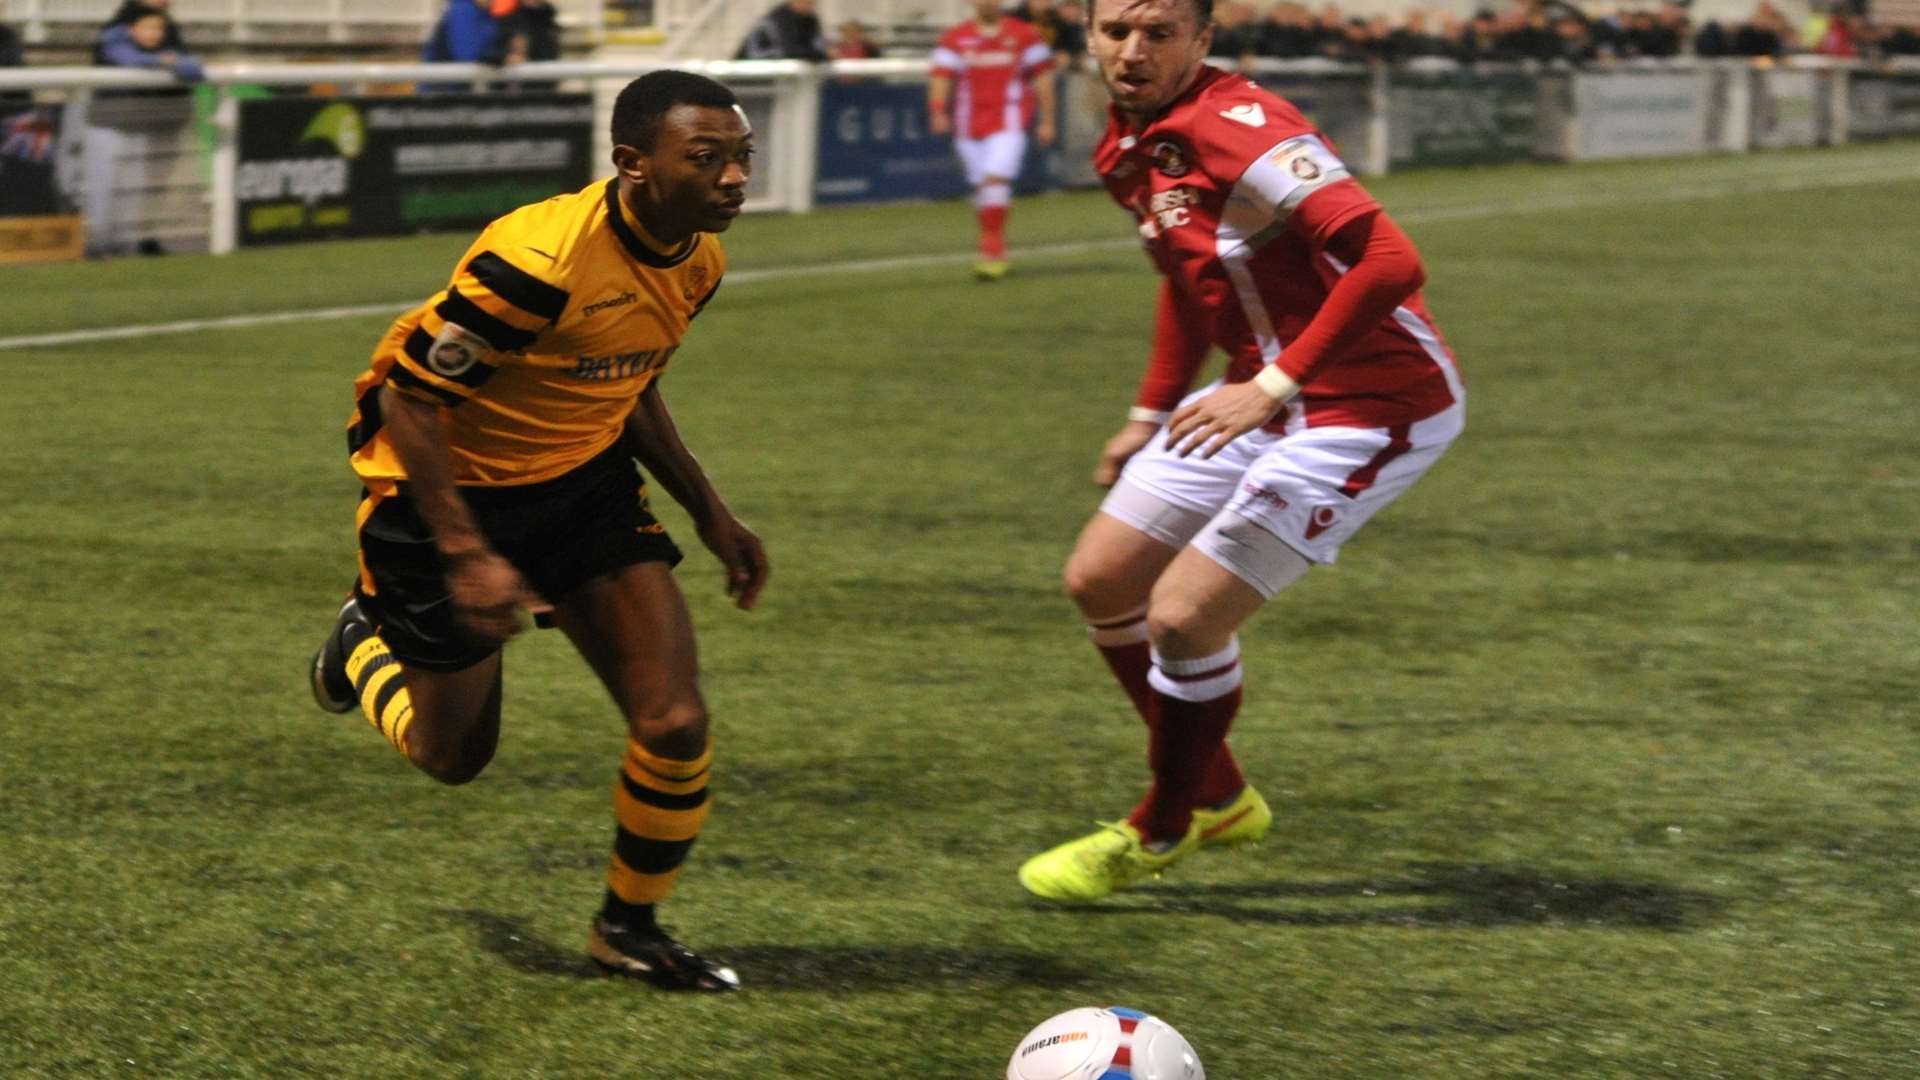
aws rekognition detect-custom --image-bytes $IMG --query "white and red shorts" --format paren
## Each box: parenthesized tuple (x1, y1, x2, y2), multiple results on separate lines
(1102, 380, 1464, 596)
(954, 130, 1027, 187)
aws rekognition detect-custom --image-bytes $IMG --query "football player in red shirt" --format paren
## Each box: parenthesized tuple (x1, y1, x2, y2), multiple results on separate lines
(929, 0, 1058, 279)
(1018, 0, 1467, 902)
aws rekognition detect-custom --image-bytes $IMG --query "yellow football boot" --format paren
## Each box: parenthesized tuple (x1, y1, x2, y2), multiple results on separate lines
(1018, 820, 1200, 903)
(972, 259, 1010, 281)
(1192, 784, 1272, 850)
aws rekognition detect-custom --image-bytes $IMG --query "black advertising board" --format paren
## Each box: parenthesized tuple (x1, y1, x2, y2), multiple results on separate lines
(235, 94, 594, 247)
(0, 103, 67, 218)
(0, 103, 84, 263)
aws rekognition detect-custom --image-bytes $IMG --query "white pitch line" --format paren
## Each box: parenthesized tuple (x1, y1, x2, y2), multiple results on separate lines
(2, 160, 1916, 352)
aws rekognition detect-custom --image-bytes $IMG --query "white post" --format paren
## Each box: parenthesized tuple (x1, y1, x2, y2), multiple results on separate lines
(1825, 66, 1849, 146)
(209, 88, 239, 255)
(779, 67, 821, 214)
(1719, 61, 1752, 153)
(1366, 64, 1390, 176)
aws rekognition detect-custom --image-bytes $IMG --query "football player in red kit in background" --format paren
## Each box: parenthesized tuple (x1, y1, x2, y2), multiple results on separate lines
(929, 0, 1058, 280)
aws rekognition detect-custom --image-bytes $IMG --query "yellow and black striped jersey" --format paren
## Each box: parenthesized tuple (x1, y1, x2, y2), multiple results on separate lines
(346, 178, 725, 493)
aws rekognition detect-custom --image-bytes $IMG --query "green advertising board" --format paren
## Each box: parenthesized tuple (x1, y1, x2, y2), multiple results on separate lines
(1388, 71, 1539, 170)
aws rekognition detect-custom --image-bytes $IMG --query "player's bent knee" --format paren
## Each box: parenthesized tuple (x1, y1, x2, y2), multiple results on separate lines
(628, 700, 709, 760)
(1145, 596, 1213, 655)
(411, 742, 496, 786)
(1062, 556, 1112, 611)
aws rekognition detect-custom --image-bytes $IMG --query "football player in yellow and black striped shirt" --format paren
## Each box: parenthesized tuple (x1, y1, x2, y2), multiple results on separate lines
(307, 70, 767, 992)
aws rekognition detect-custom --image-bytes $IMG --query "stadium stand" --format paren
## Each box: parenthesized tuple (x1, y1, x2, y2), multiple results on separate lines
(11, 0, 1904, 64)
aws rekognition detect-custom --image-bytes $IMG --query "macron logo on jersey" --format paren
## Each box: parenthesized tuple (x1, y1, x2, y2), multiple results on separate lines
(1220, 103, 1267, 128)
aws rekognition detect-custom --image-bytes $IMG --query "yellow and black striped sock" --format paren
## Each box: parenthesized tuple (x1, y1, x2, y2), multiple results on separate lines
(603, 738, 712, 925)
(343, 630, 414, 755)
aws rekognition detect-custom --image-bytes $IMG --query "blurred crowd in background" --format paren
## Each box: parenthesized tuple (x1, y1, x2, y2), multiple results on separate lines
(2, 0, 1917, 87)
(1205, 0, 1920, 64)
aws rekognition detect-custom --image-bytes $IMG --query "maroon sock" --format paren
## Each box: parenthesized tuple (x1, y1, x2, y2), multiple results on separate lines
(1130, 685, 1242, 843)
(1095, 639, 1154, 718)
(1099, 638, 1244, 806)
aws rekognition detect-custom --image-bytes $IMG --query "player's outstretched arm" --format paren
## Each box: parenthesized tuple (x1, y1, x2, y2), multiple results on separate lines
(381, 388, 537, 643)
(623, 383, 770, 610)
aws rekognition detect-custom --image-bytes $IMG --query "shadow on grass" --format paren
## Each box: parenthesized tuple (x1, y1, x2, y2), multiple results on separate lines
(1030, 862, 1724, 930)
(442, 909, 1096, 991)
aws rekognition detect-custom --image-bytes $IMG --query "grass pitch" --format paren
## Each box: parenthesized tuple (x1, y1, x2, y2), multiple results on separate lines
(2, 141, 1918, 1077)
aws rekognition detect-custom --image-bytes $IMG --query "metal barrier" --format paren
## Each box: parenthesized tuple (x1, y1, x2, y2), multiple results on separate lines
(0, 56, 1914, 259)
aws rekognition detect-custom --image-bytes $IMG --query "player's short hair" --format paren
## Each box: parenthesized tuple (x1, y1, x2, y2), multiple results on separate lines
(1106, 0, 1215, 27)
(611, 70, 739, 151)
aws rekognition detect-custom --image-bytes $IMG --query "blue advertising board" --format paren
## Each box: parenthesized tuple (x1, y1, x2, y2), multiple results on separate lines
(815, 78, 1051, 205)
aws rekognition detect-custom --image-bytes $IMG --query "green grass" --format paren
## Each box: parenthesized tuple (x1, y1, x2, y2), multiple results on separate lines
(2, 140, 1919, 1077)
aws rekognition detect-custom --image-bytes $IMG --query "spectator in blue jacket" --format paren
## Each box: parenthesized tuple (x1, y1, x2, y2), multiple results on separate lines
(424, 0, 500, 63)
(96, 10, 203, 86)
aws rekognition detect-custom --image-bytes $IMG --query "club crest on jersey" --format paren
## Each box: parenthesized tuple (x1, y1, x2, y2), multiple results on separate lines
(427, 323, 489, 377)
(1220, 102, 1267, 128)
(683, 264, 710, 302)
(1271, 140, 1328, 183)
(1151, 139, 1190, 178)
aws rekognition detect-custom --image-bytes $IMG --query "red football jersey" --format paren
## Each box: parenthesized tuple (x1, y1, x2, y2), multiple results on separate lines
(1097, 66, 1463, 429)
(931, 18, 1055, 140)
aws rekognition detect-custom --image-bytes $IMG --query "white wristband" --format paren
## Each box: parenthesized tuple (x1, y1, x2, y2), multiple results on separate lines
(1253, 365, 1300, 402)
(1128, 406, 1172, 425)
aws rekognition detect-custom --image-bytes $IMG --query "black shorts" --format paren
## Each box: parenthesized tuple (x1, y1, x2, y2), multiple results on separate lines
(355, 445, 683, 672)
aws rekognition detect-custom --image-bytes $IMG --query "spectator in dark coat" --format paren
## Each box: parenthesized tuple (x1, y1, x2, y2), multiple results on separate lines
(0, 21, 26, 103)
(1257, 2, 1320, 59)
(1009, 0, 1088, 65)
(1, 20, 24, 70)
(1208, 2, 1263, 63)
(737, 1, 828, 61)
(486, 0, 561, 90)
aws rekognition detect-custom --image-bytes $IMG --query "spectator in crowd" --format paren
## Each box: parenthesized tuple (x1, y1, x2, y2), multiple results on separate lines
(1503, 5, 1570, 62)
(736, 0, 828, 61)
(1009, 0, 1088, 68)
(423, 0, 500, 72)
(1258, 2, 1320, 58)
(1458, 8, 1505, 61)
(485, 0, 561, 90)
(1694, 15, 1731, 55)
(1733, 2, 1794, 55)
(0, 20, 25, 105)
(95, 9, 204, 85)
(1801, 2, 1833, 52)
(830, 19, 882, 59)
(1814, 7, 1860, 55)
(95, 0, 188, 65)
(2, 19, 23, 70)
(1646, 3, 1691, 57)
(1387, 10, 1456, 62)
(1209, 2, 1262, 63)
(1886, 21, 1920, 54)
(1551, 8, 1600, 62)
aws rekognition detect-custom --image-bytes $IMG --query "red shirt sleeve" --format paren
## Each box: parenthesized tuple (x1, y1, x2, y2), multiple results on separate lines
(1136, 278, 1211, 413)
(1273, 200, 1426, 386)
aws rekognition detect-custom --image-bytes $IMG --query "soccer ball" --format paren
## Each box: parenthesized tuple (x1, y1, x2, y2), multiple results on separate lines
(1006, 1006, 1204, 1080)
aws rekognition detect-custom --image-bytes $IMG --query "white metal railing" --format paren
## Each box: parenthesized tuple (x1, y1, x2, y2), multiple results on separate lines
(1, 54, 1914, 258)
